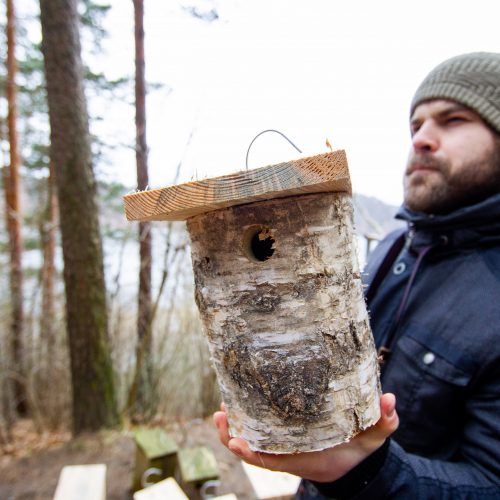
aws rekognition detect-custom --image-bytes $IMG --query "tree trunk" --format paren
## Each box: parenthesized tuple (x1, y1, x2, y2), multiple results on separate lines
(128, 0, 153, 419)
(39, 0, 119, 433)
(5, 0, 26, 416)
(40, 159, 58, 358)
(37, 159, 61, 429)
(1, 165, 17, 434)
(187, 192, 381, 453)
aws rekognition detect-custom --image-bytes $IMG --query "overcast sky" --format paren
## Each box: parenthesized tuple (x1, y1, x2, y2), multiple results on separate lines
(96, 0, 500, 207)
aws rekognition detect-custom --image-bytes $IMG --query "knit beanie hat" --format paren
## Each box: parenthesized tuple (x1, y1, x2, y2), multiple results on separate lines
(411, 52, 500, 135)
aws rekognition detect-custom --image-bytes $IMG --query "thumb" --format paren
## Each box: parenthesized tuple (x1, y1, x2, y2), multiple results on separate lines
(376, 393, 399, 435)
(360, 393, 399, 444)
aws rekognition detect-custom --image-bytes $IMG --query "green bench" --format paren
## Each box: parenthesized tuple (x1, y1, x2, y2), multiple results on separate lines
(177, 446, 220, 499)
(132, 428, 178, 491)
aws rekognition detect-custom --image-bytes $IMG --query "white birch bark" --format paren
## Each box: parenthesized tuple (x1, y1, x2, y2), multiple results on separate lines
(187, 192, 380, 453)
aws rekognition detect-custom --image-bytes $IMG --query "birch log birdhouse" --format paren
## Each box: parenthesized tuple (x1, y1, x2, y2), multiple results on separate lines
(124, 150, 381, 453)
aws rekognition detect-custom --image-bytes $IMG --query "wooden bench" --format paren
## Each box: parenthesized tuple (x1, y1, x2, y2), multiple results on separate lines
(177, 446, 220, 499)
(53, 464, 106, 500)
(133, 427, 178, 491)
(133, 477, 188, 500)
(241, 461, 301, 499)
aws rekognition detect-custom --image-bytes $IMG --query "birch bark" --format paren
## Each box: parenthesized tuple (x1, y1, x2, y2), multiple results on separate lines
(187, 192, 380, 453)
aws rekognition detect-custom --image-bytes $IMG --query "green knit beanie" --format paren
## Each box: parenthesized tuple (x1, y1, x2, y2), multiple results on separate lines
(411, 52, 500, 135)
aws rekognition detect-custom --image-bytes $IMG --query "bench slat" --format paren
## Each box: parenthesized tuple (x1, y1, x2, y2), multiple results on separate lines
(53, 464, 106, 500)
(134, 477, 188, 500)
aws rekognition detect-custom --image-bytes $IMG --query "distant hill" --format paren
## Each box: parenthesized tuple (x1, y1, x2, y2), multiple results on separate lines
(353, 193, 405, 241)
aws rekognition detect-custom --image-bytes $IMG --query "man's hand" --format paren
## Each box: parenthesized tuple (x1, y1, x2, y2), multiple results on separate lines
(213, 393, 399, 483)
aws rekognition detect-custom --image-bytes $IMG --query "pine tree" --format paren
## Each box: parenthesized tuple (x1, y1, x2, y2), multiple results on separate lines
(39, 0, 119, 433)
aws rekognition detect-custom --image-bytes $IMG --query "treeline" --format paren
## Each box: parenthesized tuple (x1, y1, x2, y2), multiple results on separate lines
(0, 0, 219, 442)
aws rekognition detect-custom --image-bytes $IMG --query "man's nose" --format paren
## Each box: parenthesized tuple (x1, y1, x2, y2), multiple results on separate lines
(412, 122, 439, 153)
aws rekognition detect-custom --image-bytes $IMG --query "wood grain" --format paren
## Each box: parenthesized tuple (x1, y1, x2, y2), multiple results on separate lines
(123, 150, 351, 221)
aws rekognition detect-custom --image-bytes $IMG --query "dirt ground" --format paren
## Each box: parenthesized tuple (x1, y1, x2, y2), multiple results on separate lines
(0, 418, 268, 500)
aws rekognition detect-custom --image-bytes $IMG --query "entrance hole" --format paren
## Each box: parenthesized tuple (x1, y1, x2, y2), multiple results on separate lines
(243, 226, 276, 262)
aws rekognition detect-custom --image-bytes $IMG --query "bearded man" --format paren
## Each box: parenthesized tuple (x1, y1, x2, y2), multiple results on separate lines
(214, 52, 500, 499)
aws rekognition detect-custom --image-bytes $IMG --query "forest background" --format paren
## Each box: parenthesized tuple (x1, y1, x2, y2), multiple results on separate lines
(0, 0, 498, 493)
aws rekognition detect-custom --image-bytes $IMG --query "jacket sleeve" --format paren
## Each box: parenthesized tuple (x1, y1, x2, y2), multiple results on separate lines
(313, 440, 500, 500)
(310, 366, 500, 500)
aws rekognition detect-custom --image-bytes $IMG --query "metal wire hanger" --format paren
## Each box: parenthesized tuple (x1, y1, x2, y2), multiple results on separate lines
(245, 129, 302, 171)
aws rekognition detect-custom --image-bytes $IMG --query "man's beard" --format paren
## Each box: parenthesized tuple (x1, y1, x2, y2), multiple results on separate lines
(403, 142, 500, 215)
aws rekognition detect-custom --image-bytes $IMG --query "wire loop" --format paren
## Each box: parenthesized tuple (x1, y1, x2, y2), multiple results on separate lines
(245, 129, 302, 170)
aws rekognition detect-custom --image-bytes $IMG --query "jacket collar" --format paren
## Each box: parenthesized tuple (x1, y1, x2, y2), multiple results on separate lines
(395, 193, 500, 252)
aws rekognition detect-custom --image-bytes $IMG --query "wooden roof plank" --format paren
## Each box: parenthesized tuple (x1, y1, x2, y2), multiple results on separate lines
(123, 150, 350, 222)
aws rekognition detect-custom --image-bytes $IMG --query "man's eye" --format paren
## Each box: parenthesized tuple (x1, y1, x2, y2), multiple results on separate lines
(446, 115, 466, 124)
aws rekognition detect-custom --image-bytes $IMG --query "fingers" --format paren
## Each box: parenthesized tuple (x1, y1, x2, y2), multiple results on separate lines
(212, 409, 283, 471)
(228, 437, 284, 472)
(227, 437, 252, 460)
(213, 410, 231, 447)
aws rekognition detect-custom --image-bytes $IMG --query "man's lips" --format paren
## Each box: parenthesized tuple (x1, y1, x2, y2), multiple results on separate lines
(406, 156, 444, 175)
(407, 164, 440, 175)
